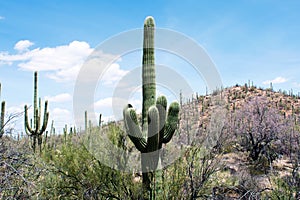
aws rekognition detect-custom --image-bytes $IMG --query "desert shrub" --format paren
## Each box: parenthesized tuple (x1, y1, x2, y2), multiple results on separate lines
(156, 157, 187, 199)
(154, 146, 224, 199)
(265, 173, 300, 199)
(38, 127, 142, 199)
(232, 97, 290, 167)
(0, 137, 39, 199)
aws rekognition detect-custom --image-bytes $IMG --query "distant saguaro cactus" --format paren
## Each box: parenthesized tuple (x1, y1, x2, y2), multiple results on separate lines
(0, 83, 5, 138)
(24, 71, 49, 153)
(85, 110, 88, 133)
(123, 16, 180, 198)
(99, 113, 102, 127)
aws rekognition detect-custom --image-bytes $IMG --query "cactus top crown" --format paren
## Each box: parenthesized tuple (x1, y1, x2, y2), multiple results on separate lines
(144, 16, 155, 27)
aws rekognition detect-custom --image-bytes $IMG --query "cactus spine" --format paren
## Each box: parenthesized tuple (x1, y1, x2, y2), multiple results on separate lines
(24, 71, 49, 153)
(0, 83, 5, 138)
(123, 16, 180, 198)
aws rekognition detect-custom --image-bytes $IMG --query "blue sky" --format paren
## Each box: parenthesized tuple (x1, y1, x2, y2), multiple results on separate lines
(1, 0, 300, 134)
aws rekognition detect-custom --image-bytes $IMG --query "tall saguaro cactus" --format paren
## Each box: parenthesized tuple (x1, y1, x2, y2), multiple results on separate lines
(85, 110, 88, 133)
(0, 83, 5, 138)
(123, 16, 180, 198)
(24, 71, 49, 153)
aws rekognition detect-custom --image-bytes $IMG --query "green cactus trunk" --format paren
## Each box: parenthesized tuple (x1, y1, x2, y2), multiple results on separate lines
(142, 16, 156, 133)
(85, 110, 88, 133)
(0, 83, 5, 138)
(123, 16, 180, 199)
(24, 71, 49, 153)
(0, 101, 5, 138)
(99, 113, 102, 127)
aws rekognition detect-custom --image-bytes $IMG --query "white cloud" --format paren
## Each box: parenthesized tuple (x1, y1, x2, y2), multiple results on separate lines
(263, 76, 288, 85)
(0, 16, 4, 20)
(74, 51, 128, 85)
(293, 82, 300, 88)
(0, 40, 93, 82)
(0, 41, 128, 85)
(94, 97, 127, 109)
(52, 107, 71, 118)
(101, 63, 128, 86)
(50, 107, 73, 132)
(14, 40, 34, 52)
(6, 104, 24, 114)
(19, 40, 92, 71)
(45, 93, 72, 103)
(94, 97, 142, 115)
(94, 98, 110, 108)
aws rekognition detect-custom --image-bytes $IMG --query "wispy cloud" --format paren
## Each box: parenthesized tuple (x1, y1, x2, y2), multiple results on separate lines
(262, 77, 288, 85)
(14, 40, 34, 52)
(50, 107, 73, 131)
(45, 93, 72, 103)
(94, 97, 142, 116)
(0, 16, 5, 20)
(293, 82, 300, 88)
(94, 97, 130, 109)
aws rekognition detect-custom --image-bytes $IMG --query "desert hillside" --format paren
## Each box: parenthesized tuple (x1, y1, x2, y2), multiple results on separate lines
(1, 83, 300, 199)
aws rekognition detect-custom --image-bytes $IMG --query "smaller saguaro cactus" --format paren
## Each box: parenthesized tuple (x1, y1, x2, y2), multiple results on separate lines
(62, 124, 75, 143)
(85, 110, 88, 133)
(0, 83, 6, 138)
(63, 124, 68, 144)
(89, 120, 92, 130)
(0, 101, 5, 138)
(73, 126, 77, 135)
(43, 131, 48, 150)
(99, 113, 102, 127)
(270, 82, 273, 91)
(180, 89, 183, 108)
(84, 110, 94, 133)
(50, 120, 55, 136)
(24, 71, 49, 153)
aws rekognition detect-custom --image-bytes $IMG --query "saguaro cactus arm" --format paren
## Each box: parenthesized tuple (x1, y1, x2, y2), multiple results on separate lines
(156, 96, 167, 149)
(161, 101, 180, 143)
(38, 100, 49, 135)
(146, 105, 159, 152)
(123, 105, 147, 153)
(24, 105, 34, 135)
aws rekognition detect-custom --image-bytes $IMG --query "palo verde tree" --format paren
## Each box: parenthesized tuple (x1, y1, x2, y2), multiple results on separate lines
(24, 71, 49, 153)
(123, 16, 180, 199)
